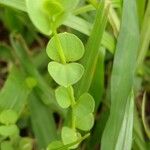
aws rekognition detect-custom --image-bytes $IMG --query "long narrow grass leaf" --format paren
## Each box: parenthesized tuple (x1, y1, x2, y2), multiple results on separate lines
(75, 0, 109, 97)
(101, 0, 139, 149)
(29, 94, 57, 149)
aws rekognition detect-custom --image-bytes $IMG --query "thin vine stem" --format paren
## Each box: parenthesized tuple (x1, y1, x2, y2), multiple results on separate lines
(68, 86, 76, 129)
(52, 30, 76, 130)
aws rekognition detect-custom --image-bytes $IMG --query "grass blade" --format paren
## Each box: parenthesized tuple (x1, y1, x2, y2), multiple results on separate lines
(29, 93, 57, 149)
(64, 15, 115, 53)
(137, 0, 150, 66)
(75, 0, 109, 97)
(115, 91, 134, 150)
(0, 67, 31, 113)
(101, 0, 139, 149)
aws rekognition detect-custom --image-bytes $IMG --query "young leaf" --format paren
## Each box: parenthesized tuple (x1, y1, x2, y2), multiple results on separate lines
(26, 0, 79, 35)
(0, 109, 18, 125)
(26, 0, 53, 35)
(46, 32, 85, 62)
(0, 125, 19, 137)
(48, 62, 84, 87)
(55, 86, 71, 108)
(61, 126, 78, 149)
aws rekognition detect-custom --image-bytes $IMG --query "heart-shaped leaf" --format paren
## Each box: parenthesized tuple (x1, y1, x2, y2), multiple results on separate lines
(0, 109, 18, 125)
(26, 0, 79, 35)
(55, 86, 71, 108)
(61, 126, 80, 149)
(46, 32, 85, 62)
(48, 62, 84, 87)
(74, 93, 95, 131)
(75, 114, 94, 131)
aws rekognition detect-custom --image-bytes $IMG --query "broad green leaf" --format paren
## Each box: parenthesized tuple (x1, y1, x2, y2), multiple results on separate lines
(0, 125, 19, 137)
(55, 86, 71, 108)
(0, 109, 18, 125)
(46, 32, 85, 62)
(1, 141, 14, 150)
(101, 0, 139, 149)
(61, 126, 78, 149)
(47, 140, 64, 150)
(19, 138, 33, 150)
(75, 113, 94, 131)
(74, 93, 95, 114)
(48, 62, 84, 87)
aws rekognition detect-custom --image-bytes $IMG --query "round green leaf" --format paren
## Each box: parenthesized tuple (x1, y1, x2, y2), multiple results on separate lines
(46, 32, 85, 62)
(26, 0, 79, 35)
(47, 140, 65, 150)
(55, 86, 71, 108)
(74, 93, 95, 115)
(61, 126, 78, 149)
(0, 109, 18, 125)
(75, 114, 94, 131)
(48, 62, 84, 87)
(26, 0, 52, 35)
(0, 125, 19, 137)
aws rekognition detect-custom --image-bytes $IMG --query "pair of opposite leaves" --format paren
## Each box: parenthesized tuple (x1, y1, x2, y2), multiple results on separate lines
(56, 87, 95, 131)
(26, 0, 79, 35)
(47, 32, 85, 87)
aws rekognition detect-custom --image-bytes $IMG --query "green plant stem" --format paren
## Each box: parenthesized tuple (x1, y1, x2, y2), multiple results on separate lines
(53, 31, 66, 64)
(52, 31, 76, 130)
(68, 86, 76, 129)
